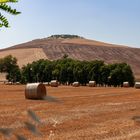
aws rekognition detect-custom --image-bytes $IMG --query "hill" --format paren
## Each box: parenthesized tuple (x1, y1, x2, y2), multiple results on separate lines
(0, 34, 140, 79)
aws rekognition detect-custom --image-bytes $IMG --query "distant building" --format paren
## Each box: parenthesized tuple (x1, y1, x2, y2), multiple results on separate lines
(0, 73, 8, 83)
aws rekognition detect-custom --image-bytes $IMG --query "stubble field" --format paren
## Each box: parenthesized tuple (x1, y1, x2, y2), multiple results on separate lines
(0, 84, 140, 140)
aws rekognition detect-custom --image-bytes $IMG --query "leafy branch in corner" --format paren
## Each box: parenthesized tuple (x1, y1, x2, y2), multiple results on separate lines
(0, 0, 20, 28)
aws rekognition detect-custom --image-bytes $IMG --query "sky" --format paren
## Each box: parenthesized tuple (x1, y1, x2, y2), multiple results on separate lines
(0, 0, 140, 49)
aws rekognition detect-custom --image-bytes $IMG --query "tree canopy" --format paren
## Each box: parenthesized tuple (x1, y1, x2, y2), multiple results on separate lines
(0, 55, 135, 86)
(0, 55, 21, 82)
(20, 57, 135, 87)
(48, 34, 84, 39)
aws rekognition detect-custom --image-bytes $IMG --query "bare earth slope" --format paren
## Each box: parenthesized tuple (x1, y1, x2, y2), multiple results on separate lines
(0, 37, 140, 78)
(0, 48, 47, 67)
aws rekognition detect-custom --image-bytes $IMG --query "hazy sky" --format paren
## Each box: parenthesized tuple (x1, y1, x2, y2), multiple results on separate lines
(0, 0, 140, 49)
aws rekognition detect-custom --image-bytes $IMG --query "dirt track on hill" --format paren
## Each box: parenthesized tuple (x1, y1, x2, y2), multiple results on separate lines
(0, 85, 140, 139)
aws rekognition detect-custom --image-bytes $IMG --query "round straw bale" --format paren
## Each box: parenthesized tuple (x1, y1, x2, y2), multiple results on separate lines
(25, 83, 46, 99)
(135, 82, 140, 89)
(50, 80, 58, 87)
(123, 82, 129, 87)
(88, 81, 96, 87)
(73, 82, 79, 87)
(5, 81, 12, 85)
(14, 82, 20, 85)
(44, 82, 50, 86)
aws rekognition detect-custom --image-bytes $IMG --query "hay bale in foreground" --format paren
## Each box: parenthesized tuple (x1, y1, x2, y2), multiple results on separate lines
(135, 82, 140, 89)
(88, 81, 96, 87)
(73, 82, 79, 87)
(25, 83, 46, 99)
(50, 80, 58, 87)
(123, 82, 129, 87)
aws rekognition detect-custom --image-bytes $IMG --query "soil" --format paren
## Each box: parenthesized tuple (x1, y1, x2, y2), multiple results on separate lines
(0, 84, 140, 140)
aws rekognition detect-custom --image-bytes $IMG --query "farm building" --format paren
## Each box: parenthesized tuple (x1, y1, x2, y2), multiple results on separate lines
(0, 73, 8, 83)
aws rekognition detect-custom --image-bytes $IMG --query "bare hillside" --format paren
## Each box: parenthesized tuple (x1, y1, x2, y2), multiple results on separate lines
(0, 48, 47, 67)
(0, 35, 140, 78)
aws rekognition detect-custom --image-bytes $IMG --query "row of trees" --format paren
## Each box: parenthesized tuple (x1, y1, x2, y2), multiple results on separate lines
(0, 55, 135, 87)
(48, 34, 83, 39)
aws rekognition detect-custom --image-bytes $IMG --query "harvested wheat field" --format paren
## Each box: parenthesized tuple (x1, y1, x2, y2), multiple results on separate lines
(1, 85, 140, 140)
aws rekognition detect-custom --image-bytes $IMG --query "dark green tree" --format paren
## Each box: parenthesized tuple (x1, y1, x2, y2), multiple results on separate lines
(0, 55, 21, 82)
(100, 65, 110, 86)
(109, 63, 134, 87)
(88, 60, 104, 84)
(19, 58, 135, 87)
